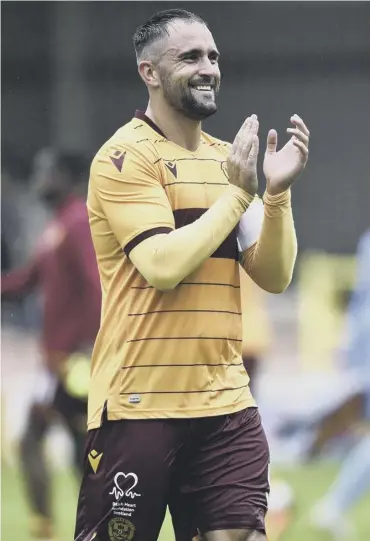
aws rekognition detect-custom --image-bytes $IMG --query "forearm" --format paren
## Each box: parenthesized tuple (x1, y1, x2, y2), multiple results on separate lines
(129, 185, 253, 290)
(240, 189, 297, 293)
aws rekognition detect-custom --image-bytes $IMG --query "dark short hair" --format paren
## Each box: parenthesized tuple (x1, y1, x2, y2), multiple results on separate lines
(133, 9, 207, 60)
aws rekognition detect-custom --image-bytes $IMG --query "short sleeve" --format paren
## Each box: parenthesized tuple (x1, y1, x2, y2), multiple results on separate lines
(90, 142, 175, 256)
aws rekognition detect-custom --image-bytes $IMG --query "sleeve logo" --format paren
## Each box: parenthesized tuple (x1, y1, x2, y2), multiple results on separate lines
(164, 160, 177, 178)
(110, 151, 126, 172)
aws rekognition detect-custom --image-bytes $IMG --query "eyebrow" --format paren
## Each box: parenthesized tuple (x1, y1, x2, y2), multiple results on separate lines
(178, 48, 220, 59)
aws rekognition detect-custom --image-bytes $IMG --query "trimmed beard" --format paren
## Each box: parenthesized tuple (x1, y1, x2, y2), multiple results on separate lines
(160, 70, 219, 121)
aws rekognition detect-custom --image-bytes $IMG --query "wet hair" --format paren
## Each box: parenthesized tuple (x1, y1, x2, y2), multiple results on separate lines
(133, 9, 207, 62)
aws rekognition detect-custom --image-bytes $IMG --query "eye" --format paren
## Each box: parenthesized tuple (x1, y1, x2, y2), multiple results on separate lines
(183, 53, 199, 63)
(209, 53, 219, 65)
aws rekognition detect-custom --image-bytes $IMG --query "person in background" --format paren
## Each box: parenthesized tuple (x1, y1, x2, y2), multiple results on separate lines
(310, 229, 370, 540)
(1, 148, 101, 541)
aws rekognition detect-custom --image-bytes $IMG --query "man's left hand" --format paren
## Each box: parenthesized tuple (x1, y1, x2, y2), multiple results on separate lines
(263, 114, 310, 195)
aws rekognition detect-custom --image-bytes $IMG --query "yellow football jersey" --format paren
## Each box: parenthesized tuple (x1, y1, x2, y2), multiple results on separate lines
(87, 111, 255, 428)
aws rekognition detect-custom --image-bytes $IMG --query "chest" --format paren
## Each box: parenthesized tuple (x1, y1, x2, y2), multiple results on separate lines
(161, 148, 230, 213)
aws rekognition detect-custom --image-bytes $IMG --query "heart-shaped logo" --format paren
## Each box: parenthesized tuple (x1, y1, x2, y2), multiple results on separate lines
(109, 472, 141, 500)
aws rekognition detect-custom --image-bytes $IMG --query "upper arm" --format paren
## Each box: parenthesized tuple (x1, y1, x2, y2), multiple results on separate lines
(91, 143, 175, 257)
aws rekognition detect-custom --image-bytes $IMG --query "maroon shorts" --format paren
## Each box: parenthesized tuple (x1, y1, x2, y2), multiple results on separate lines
(74, 407, 270, 541)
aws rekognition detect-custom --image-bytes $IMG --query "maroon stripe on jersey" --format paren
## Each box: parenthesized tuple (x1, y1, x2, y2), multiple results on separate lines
(126, 336, 243, 343)
(173, 208, 239, 261)
(119, 384, 249, 395)
(121, 362, 244, 369)
(124, 227, 173, 256)
(127, 309, 241, 316)
(131, 282, 241, 290)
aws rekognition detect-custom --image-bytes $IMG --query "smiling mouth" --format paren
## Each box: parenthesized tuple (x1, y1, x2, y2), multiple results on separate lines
(191, 85, 214, 92)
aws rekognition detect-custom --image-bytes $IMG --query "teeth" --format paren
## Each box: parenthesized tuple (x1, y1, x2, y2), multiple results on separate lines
(195, 85, 212, 91)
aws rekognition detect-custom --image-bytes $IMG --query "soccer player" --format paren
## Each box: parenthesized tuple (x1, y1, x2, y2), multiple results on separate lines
(74, 9, 309, 541)
(2, 149, 101, 541)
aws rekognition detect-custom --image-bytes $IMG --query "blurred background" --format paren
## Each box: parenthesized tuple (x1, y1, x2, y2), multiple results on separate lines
(1, 2, 370, 541)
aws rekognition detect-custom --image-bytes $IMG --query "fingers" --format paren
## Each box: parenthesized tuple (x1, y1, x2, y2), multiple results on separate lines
(232, 114, 259, 157)
(250, 116, 259, 138)
(239, 117, 259, 165)
(266, 129, 278, 155)
(228, 116, 259, 196)
(290, 114, 310, 137)
(287, 127, 309, 146)
(248, 135, 259, 163)
(292, 138, 309, 159)
(231, 117, 252, 154)
(239, 135, 253, 162)
(240, 133, 259, 166)
(288, 114, 309, 159)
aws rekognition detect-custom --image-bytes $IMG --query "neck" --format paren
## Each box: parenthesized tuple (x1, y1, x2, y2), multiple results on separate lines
(145, 100, 202, 152)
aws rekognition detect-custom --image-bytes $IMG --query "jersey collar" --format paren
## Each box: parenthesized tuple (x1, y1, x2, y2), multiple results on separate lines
(134, 110, 167, 139)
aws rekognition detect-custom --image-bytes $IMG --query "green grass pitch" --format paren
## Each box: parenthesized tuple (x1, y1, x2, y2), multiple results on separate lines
(1, 462, 369, 541)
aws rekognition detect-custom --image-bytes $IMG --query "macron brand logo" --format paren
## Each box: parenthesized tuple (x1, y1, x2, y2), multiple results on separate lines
(110, 150, 126, 172)
(164, 161, 177, 178)
(88, 449, 103, 473)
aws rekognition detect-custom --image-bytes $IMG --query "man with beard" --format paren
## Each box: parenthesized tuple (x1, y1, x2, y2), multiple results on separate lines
(2, 149, 101, 541)
(74, 9, 309, 541)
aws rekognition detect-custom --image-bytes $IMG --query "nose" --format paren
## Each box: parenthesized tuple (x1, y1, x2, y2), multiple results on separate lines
(198, 56, 219, 79)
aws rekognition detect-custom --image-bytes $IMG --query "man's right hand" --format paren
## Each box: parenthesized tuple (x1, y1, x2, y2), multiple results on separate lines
(227, 115, 259, 197)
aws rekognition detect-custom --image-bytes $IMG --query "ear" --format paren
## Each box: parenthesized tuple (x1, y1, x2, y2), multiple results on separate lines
(138, 61, 160, 89)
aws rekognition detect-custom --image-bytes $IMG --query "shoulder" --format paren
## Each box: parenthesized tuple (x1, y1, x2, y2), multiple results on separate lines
(92, 118, 164, 174)
(89, 120, 168, 201)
